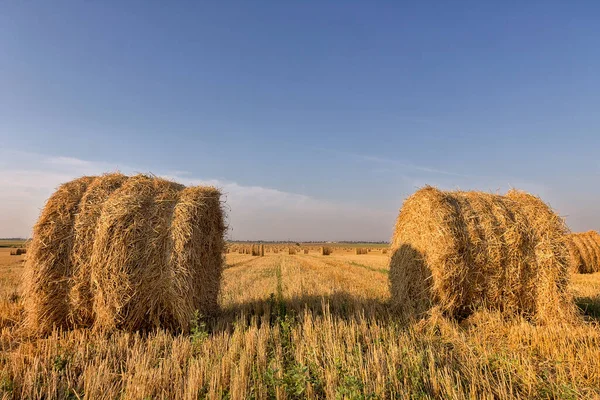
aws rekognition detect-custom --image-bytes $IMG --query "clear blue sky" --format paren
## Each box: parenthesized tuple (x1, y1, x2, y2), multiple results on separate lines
(1, 1, 599, 240)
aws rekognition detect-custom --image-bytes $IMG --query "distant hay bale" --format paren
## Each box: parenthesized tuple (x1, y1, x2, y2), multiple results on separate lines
(567, 231, 600, 274)
(10, 248, 26, 256)
(251, 244, 264, 257)
(389, 186, 575, 323)
(303, 249, 308, 254)
(320, 246, 331, 256)
(355, 248, 367, 255)
(23, 174, 225, 334)
(381, 249, 388, 254)
(288, 247, 297, 255)
(564, 235, 584, 274)
(583, 232, 600, 272)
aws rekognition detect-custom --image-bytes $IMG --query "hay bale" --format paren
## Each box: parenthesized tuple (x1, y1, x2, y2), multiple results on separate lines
(288, 247, 296, 255)
(23, 176, 96, 333)
(167, 185, 224, 331)
(251, 244, 264, 257)
(565, 234, 584, 274)
(504, 189, 572, 320)
(70, 173, 129, 327)
(320, 246, 331, 256)
(23, 174, 225, 334)
(567, 231, 600, 273)
(389, 186, 575, 323)
(582, 231, 600, 273)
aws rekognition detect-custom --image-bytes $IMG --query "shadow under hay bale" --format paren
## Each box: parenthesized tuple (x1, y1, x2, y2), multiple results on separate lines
(389, 186, 576, 324)
(23, 174, 225, 334)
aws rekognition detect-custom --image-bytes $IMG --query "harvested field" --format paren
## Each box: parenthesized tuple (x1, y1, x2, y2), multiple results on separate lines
(1, 248, 600, 399)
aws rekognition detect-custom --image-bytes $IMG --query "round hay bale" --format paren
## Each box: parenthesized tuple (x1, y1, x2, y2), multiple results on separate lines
(23, 176, 96, 333)
(168, 186, 224, 331)
(571, 234, 592, 273)
(23, 174, 225, 334)
(564, 234, 584, 274)
(504, 190, 572, 320)
(389, 186, 575, 323)
(568, 231, 600, 273)
(587, 231, 600, 273)
(70, 173, 129, 327)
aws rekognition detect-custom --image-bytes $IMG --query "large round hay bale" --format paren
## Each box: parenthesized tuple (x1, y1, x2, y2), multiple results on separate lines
(70, 173, 129, 327)
(22, 176, 96, 333)
(23, 174, 225, 334)
(567, 231, 600, 274)
(389, 186, 575, 323)
(586, 231, 600, 273)
(564, 234, 585, 274)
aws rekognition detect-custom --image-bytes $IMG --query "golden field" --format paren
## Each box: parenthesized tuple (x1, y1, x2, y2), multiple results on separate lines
(1, 247, 599, 399)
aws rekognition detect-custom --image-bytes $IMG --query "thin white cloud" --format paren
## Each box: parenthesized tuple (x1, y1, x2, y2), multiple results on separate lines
(1, 149, 597, 240)
(0, 150, 395, 241)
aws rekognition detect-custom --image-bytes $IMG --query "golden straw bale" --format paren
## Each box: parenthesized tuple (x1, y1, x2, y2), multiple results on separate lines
(320, 247, 331, 256)
(168, 185, 224, 331)
(23, 174, 225, 334)
(70, 173, 129, 327)
(23, 176, 96, 333)
(569, 231, 600, 273)
(564, 234, 584, 274)
(390, 186, 575, 323)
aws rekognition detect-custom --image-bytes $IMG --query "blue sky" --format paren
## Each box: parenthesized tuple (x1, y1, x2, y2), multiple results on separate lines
(1, 1, 599, 240)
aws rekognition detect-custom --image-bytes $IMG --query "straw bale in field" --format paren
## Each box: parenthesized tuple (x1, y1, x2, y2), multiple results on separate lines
(389, 186, 575, 323)
(320, 246, 331, 256)
(567, 231, 600, 274)
(23, 174, 225, 334)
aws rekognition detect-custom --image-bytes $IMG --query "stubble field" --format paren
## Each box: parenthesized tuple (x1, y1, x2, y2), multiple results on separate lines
(1, 247, 600, 399)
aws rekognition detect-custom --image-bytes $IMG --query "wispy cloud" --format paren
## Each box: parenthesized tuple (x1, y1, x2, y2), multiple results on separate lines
(356, 153, 472, 178)
(310, 147, 473, 178)
(0, 150, 395, 241)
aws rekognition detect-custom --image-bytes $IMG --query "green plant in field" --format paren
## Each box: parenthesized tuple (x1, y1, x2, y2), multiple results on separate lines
(52, 354, 69, 372)
(190, 310, 209, 343)
(0, 375, 13, 394)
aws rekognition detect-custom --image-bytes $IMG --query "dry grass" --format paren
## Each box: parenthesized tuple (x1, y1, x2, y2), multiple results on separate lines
(1, 248, 599, 399)
(390, 187, 575, 323)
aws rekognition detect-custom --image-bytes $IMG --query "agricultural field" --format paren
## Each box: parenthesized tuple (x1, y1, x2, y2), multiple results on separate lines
(0, 240, 27, 249)
(0, 247, 599, 399)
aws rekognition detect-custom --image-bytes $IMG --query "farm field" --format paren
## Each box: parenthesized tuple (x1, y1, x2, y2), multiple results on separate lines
(0, 247, 599, 399)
